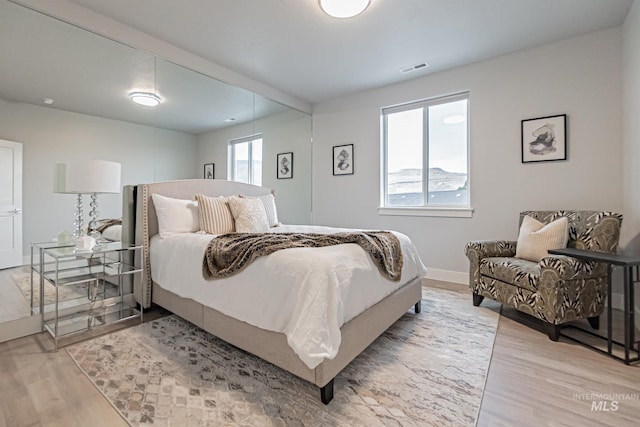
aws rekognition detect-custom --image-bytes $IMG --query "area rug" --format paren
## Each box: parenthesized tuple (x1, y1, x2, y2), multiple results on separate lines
(11, 272, 87, 307)
(67, 287, 500, 426)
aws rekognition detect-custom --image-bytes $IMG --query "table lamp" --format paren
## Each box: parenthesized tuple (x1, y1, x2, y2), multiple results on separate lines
(54, 160, 121, 245)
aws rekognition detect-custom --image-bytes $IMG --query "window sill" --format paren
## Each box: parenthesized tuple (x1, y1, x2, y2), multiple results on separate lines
(378, 206, 474, 218)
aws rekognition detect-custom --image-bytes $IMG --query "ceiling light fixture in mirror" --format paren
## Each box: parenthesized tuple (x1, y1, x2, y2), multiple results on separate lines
(129, 91, 161, 106)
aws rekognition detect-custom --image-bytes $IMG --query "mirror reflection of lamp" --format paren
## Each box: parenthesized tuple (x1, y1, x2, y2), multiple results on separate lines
(54, 160, 121, 248)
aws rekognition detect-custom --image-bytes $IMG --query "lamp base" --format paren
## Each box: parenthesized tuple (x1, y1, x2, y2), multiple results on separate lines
(87, 192, 102, 241)
(75, 235, 96, 251)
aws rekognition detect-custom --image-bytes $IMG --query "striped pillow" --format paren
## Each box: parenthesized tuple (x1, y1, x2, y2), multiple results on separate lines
(241, 193, 279, 227)
(194, 194, 235, 234)
(515, 215, 568, 262)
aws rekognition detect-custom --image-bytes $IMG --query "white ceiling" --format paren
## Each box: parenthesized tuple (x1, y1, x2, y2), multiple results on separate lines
(66, 0, 634, 104)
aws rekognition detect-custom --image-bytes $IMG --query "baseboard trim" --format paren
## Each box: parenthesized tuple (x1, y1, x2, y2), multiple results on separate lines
(425, 268, 468, 286)
(0, 315, 41, 344)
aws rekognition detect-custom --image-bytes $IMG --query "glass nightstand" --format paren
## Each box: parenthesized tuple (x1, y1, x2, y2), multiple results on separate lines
(31, 241, 143, 350)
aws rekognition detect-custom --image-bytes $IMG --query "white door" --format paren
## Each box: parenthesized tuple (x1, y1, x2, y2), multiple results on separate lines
(0, 139, 23, 269)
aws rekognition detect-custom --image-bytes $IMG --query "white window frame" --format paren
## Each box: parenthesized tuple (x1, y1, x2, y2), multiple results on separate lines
(379, 92, 473, 218)
(228, 134, 262, 185)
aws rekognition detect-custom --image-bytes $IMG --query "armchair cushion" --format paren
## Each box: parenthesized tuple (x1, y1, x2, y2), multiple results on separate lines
(539, 255, 598, 281)
(480, 257, 539, 292)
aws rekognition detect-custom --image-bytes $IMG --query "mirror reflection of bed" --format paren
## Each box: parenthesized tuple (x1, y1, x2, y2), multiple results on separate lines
(0, 1, 312, 340)
(124, 179, 427, 403)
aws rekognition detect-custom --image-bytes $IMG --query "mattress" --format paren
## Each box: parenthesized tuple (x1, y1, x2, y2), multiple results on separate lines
(150, 224, 427, 368)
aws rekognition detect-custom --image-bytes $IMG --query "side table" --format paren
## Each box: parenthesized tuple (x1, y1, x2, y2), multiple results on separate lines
(32, 241, 143, 350)
(548, 247, 640, 364)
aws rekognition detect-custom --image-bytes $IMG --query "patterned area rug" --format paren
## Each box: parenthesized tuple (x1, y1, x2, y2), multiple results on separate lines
(11, 273, 87, 307)
(67, 287, 500, 426)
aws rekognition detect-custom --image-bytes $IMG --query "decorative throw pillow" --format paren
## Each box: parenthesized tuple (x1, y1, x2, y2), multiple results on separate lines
(515, 215, 569, 262)
(241, 193, 279, 227)
(195, 194, 235, 234)
(228, 196, 270, 233)
(151, 193, 199, 238)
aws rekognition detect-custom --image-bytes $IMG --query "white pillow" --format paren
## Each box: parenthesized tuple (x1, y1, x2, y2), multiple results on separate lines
(515, 215, 569, 262)
(241, 193, 279, 227)
(151, 194, 199, 238)
(101, 224, 122, 242)
(195, 194, 235, 234)
(228, 197, 269, 233)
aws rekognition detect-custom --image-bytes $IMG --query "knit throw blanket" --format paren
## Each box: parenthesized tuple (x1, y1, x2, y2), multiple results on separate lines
(203, 231, 403, 281)
(96, 218, 121, 233)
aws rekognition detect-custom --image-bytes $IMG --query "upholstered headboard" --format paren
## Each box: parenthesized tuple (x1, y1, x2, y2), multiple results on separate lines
(122, 179, 274, 308)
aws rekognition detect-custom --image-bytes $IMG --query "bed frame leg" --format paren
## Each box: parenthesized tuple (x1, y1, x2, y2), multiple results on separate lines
(414, 300, 421, 313)
(320, 379, 334, 404)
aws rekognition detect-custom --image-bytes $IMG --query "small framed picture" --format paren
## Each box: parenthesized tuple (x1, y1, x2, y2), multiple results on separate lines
(521, 114, 567, 163)
(277, 152, 293, 179)
(204, 163, 215, 179)
(333, 144, 354, 175)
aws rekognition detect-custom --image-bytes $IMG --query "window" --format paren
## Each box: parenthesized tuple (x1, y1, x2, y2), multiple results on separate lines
(381, 93, 469, 211)
(229, 134, 262, 186)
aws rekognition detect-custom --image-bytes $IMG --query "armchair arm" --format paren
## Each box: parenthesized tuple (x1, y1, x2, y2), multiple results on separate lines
(465, 240, 516, 289)
(464, 240, 517, 260)
(539, 255, 599, 281)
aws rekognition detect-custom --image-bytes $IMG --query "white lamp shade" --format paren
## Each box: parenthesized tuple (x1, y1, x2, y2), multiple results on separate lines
(54, 160, 121, 194)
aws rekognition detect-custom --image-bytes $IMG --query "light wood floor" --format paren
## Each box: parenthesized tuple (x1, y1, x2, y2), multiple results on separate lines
(0, 265, 31, 323)
(1, 278, 639, 426)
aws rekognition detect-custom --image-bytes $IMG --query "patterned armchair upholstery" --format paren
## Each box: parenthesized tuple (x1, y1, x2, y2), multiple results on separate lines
(464, 210, 623, 340)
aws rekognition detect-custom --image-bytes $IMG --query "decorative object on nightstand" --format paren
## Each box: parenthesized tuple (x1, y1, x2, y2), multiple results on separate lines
(55, 160, 122, 243)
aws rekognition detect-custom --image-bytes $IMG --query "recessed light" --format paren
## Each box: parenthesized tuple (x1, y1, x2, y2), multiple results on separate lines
(129, 92, 161, 107)
(42, 98, 54, 105)
(224, 118, 236, 122)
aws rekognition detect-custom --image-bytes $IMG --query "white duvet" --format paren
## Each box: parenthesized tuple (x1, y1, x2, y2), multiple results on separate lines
(150, 224, 427, 369)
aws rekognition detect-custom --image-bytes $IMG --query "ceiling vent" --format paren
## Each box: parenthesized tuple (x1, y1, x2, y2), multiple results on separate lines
(400, 62, 429, 73)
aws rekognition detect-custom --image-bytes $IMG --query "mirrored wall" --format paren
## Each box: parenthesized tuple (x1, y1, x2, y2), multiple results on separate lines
(0, 0, 312, 331)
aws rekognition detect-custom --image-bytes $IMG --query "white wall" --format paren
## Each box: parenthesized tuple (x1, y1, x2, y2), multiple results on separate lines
(623, 0, 640, 251)
(0, 99, 197, 255)
(623, 0, 640, 317)
(196, 110, 312, 225)
(312, 28, 624, 279)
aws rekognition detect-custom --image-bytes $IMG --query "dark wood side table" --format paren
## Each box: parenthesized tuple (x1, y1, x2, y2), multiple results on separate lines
(548, 248, 640, 364)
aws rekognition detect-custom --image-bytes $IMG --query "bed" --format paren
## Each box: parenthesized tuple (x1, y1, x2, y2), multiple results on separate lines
(121, 179, 426, 404)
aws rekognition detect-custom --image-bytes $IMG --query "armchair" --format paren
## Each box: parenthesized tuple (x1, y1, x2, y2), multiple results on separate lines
(464, 210, 623, 340)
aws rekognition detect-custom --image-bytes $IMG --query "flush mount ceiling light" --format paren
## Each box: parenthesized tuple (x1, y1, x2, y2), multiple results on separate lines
(319, 0, 370, 18)
(129, 91, 161, 107)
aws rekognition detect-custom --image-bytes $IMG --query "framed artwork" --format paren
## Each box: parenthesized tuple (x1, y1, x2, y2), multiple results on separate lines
(521, 114, 567, 163)
(204, 163, 215, 179)
(333, 144, 354, 175)
(277, 152, 293, 179)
